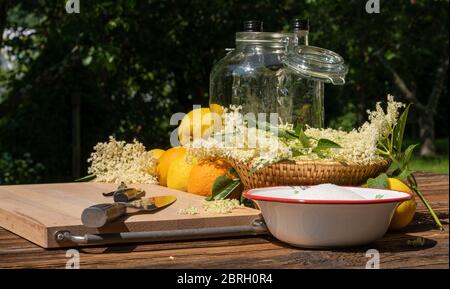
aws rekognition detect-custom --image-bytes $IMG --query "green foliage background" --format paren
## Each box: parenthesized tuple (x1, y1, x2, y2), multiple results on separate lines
(0, 0, 448, 183)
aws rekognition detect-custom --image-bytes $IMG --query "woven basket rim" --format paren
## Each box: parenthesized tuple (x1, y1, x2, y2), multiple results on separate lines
(229, 158, 391, 168)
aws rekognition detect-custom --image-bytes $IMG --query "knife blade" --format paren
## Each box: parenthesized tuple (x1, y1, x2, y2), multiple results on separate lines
(81, 196, 177, 228)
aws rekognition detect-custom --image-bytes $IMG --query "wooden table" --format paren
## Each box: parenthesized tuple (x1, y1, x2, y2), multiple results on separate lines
(0, 173, 448, 269)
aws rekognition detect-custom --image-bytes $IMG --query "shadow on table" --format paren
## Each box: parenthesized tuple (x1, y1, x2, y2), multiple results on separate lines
(76, 211, 447, 255)
(267, 233, 437, 254)
(77, 210, 173, 254)
(269, 228, 440, 254)
(403, 212, 449, 233)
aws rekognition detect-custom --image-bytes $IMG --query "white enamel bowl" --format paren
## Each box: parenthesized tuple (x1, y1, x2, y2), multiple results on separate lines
(244, 186, 411, 248)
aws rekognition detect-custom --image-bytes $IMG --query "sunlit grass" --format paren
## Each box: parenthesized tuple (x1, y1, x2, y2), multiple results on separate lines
(410, 156, 449, 174)
(404, 138, 448, 174)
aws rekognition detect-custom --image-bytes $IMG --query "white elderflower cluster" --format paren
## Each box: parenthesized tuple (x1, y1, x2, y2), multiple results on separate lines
(188, 106, 292, 169)
(203, 199, 243, 214)
(188, 95, 404, 167)
(364, 94, 405, 138)
(305, 95, 404, 164)
(177, 200, 243, 215)
(88, 136, 157, 184)
(177, 205, 200, 215)
(304, 127, 381, 164)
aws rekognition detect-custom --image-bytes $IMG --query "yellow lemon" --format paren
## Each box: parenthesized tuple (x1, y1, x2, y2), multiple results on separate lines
(167, 155, 195, 191)
(187, 159, 232, 197)
(178, 107, 222, 145)
(156, 147, 186, 186)
(209, 103, 224, 116)
(149, 148, 165, 160)
(145, 149, 166, 174)
(388, 178, 417, 230)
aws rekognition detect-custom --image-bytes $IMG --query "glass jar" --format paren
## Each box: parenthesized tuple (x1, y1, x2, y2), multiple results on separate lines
(209, 32, 347, 128)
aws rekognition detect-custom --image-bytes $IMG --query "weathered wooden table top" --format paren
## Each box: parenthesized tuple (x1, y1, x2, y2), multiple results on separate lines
(0, 173, 448, 269)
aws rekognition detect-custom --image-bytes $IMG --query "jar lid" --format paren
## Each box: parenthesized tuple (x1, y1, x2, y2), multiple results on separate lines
(283, 45, 348, 85)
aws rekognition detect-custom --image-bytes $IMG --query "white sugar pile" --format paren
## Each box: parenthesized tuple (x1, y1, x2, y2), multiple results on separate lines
(291, 183, 366, 200)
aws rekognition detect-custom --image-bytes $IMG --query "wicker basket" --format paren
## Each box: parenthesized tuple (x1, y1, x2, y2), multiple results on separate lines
(230, 159, 391, 189)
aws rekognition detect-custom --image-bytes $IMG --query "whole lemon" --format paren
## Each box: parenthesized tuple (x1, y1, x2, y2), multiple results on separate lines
(167, 155, 194, 191)
(178, 107, 222, 145)
(209, 103, 224, 116)
(187, 159, 232, 197)
(156, 147, 186, 186)
(149, 148, 165, 160)
(146, 149, 166, 174)
(388, 178, 417, 230)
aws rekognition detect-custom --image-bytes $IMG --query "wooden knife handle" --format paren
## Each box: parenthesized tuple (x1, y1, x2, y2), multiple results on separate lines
(81, 203, 127, 228)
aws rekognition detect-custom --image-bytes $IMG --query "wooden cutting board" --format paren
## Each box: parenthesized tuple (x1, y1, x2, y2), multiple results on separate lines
(0, 182, 261, 248)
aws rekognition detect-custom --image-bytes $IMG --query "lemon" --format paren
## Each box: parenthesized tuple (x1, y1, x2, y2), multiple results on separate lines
(388, 178, 417, 230)
(187, 159, 232, 197)
(209, 103, 224, 116)
(178, 107, 222, 145)
(167, 155, 195, 191)
(149, 148, 165, 160)
(156, 147, 186, 186)
(145, 149, 166, 174)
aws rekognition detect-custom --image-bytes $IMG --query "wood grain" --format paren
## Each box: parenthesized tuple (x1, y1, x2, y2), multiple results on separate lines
(0, 183, 261, 248)
(0, 173, 448, 268)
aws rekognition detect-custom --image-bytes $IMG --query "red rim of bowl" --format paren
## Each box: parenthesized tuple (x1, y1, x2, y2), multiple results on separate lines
(243, 186, 412, 204)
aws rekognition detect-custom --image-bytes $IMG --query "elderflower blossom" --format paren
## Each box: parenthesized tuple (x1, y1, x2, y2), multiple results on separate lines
(88, 136, 158, 184)
(305, 94, 404, 164)
(304, 127, 381, 164)
(187, 95, 405, 167)
(177, 200, 243, 215)
(203, 199, 243, 214)
(177, 205, 200, 215)
(188, 105, 292, 169)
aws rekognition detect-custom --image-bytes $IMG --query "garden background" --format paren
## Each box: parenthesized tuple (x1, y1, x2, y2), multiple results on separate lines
(0, 0, 448, 184)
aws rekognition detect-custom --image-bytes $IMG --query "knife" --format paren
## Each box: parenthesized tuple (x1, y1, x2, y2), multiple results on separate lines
(81, 196, 177, 228)
(102, 182, 145, 202)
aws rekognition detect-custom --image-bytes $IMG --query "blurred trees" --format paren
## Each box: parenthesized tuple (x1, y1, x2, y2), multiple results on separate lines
(0, 0, 448, 183)
(0, 152, 44, 184)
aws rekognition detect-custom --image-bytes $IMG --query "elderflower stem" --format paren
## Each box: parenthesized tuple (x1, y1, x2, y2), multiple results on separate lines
(377, 149, 390, 157)
(407, 175, 444, 231)
(378, 141, 390, 154)
(389, 128, 395, 154)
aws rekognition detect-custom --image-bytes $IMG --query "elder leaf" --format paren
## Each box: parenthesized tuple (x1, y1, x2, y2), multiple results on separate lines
(366, 173, 389, 189)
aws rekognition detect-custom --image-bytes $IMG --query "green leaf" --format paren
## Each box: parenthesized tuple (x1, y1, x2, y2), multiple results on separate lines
(366, 173, 389, 189)
(297, 127, 311, 148)
(312, 138, 342, 155)
(74, 174, 96, 182)
(291, 148, 305, 157)
(315, 138, 342, 149)
(403, 143, 418, 165)
(390, 156, 404, 171)
(287, 130, 299, 139)
(209, 176, 233, 198)
(314, 150, 326, 159)
(394, 168, 412, 180)
(246, 118, 297, 140)
(294, 125, 302, 136)
(389, 144, 417, 180)
(240, 194, 246, 205)
(228, 167, 240, 179)
(208, 179, 243, 201)
(393, 104, 411, 153)
(279, 128, 298, 140)
(206, 175, 244, 201)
